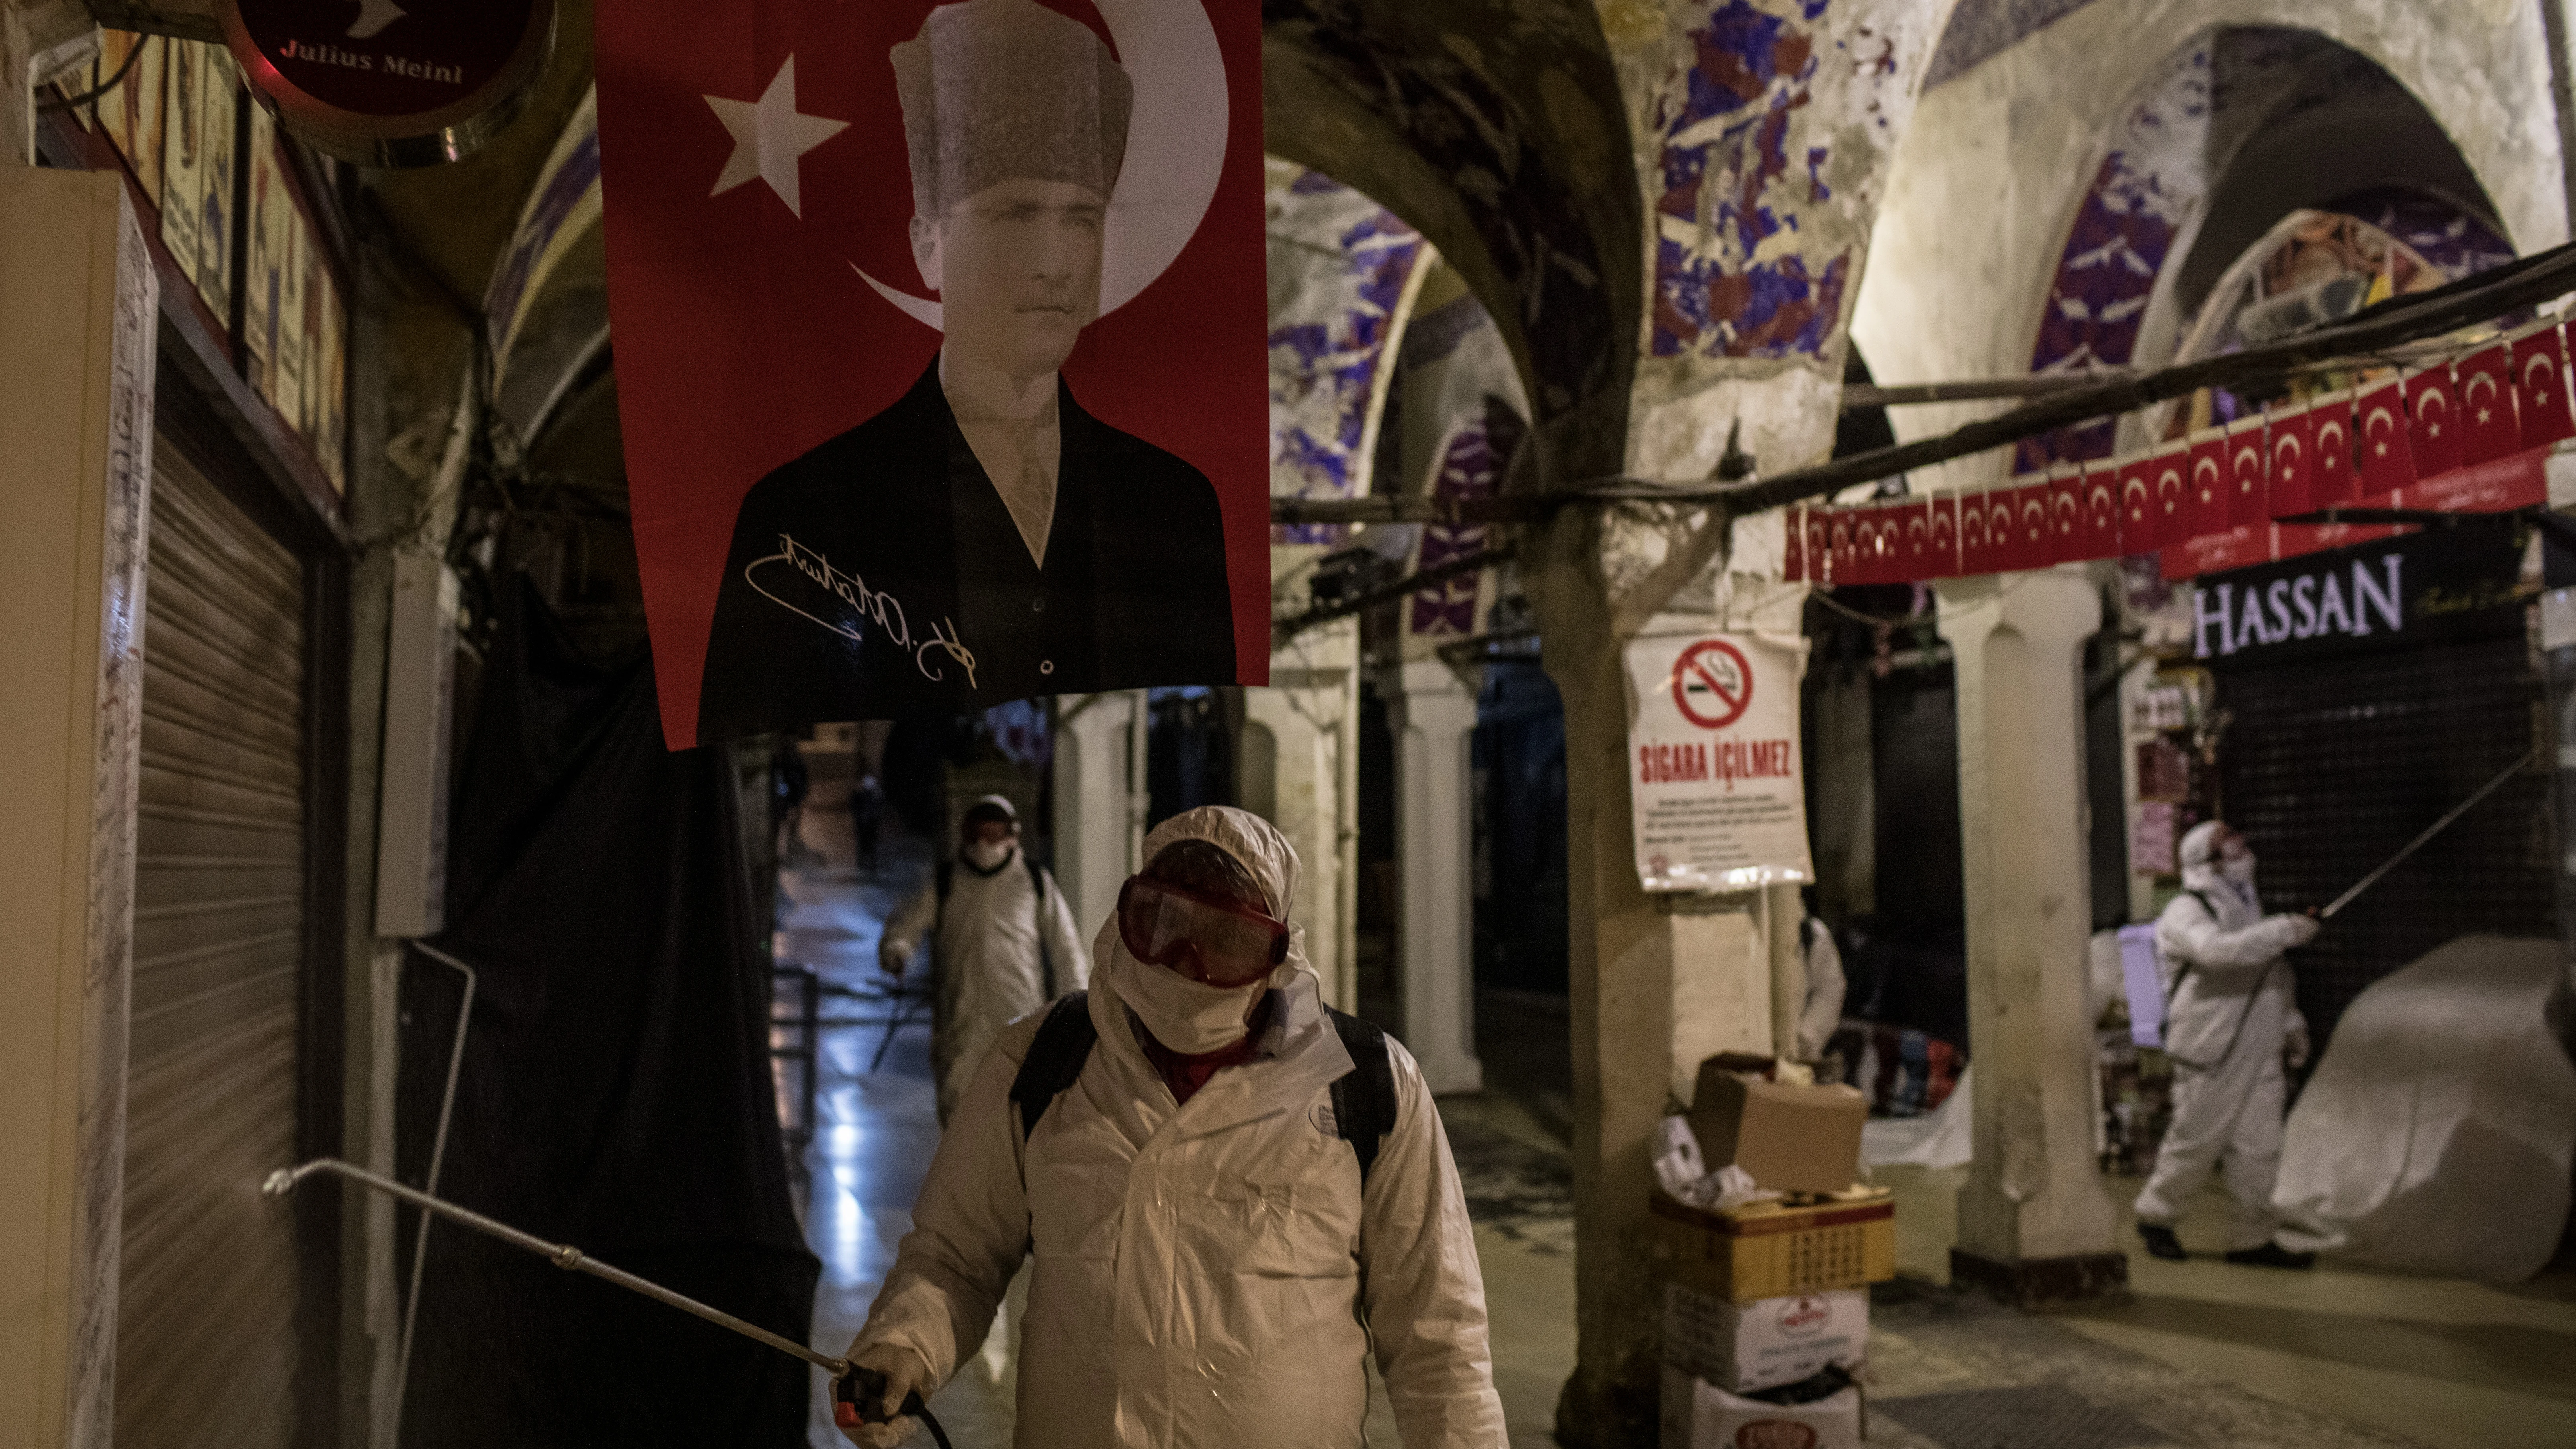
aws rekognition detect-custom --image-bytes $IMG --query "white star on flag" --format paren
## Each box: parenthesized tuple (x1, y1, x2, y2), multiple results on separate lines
(705, 56, 847, 218)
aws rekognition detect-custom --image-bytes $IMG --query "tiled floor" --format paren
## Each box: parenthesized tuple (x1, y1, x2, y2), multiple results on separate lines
(1873, 1160, 2576, 1449)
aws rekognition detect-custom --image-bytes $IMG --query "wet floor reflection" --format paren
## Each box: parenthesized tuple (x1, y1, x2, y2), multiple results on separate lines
(777, 804, 1017, 1448)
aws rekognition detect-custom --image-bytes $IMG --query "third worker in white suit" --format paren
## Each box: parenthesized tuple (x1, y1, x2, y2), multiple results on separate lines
(2134, 819, 2320, 1268)
(837, 806, 1505, 1448)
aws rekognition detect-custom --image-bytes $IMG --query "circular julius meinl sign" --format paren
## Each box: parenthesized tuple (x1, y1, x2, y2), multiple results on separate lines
(1670, 638, 1752, 731)
(221, 0, 556, 166)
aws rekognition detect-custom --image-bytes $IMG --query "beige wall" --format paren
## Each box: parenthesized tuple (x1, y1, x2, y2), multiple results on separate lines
(0, 165, 156, 1449)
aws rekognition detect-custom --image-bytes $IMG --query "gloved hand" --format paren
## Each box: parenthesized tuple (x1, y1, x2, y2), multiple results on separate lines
(835, 1342, 926, 1448)
(2284, 1023, 2312, 1071)
(876, 945, 908, 981)
(2275, 913, 2321, 948)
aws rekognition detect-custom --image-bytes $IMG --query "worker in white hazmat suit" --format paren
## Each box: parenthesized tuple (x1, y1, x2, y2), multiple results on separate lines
(838, 806, 1506, 1449)
(2133, 819, 2320, 1268)
(1794, 892, 1846, 1061)
(880, 796, 1090, 1124)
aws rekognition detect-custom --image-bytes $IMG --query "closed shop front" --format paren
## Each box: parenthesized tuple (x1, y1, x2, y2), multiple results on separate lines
(2200, 527, 2554, 1050)
(115, 438, 310, 1446)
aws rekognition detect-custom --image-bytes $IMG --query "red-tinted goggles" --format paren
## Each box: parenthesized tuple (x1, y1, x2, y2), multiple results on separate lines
(1116, 875, 1291, 987)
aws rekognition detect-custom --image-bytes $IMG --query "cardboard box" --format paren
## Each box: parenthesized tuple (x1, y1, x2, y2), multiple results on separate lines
(1649, 1189, 1896, 1302)
(1661, 1367, 1862, 1449)
(1687, 1065, 1868, 1193)
(1663, 1283, 1868, 1392)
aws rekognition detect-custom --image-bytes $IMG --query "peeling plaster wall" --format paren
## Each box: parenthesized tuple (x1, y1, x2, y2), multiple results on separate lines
(1614, 0, 1942, 482)
(1266, 160, 1431, 544)
(1384, 279, 1530, 649)
(1852, 0, 2571, 491)
(1264, 0, 1637, 470)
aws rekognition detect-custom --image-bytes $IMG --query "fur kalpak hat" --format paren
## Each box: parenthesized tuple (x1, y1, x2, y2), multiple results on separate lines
(892, 0, 1134, 216)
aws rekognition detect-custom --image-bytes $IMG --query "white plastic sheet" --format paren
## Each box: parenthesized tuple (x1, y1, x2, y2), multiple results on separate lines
(2272, 935, 2576, 1283)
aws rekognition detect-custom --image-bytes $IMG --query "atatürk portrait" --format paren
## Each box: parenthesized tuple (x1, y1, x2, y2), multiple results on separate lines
(697, 0, 1236, 739)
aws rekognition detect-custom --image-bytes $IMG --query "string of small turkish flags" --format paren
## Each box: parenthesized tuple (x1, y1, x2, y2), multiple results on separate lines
(1787, 317, 2574, 586)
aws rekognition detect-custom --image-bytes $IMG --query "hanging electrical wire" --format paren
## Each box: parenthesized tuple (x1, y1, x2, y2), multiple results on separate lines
(1269, 237, 2576, 530)
(37, 40, 140, 115)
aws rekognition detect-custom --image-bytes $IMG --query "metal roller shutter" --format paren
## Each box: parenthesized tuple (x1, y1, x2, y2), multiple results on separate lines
(115, 439, 308, 1448)
(2217, 635, 2554, 1052)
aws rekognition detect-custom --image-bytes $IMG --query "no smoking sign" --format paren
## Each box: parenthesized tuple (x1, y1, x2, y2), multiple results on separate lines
(1672, 639, 1752, 729)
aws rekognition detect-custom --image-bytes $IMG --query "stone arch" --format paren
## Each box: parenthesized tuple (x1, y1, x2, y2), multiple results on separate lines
(1262, 0, 1637, 477)
(1852, 0, 2567, 487)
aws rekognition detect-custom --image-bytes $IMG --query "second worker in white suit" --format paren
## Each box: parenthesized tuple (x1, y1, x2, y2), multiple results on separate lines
(2134, 819, 2320, 1268)
(880, 795, 1090, 1124)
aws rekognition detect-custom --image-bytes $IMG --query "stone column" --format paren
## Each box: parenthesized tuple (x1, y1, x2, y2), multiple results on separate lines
(1380, 659, 1483, 1093)
(1243, 619, 1359, 1013)
(1934, 569, 2126, 1306)
(1051, 692, 1145, 938)
(0, 166, 155, 1449)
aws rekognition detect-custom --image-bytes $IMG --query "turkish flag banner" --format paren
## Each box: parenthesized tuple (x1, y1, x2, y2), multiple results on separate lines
(1893, 500, 1934, 581)
(1928, 493, 1961, 577)
(2357, 381, 2416, 498)
(2012, 482, 2054, 570)
(2149, 442, 2191, 547)
(1844, 507, 1888, 585)
(2455, 344, 2521, 466)
(2186, 429, 2229, 538)
(2225, 418, 2267, 526)
(2115, 454, 2153, 544)
(2406, 363, 2463, 477)
(1958, 490, 1995, 575)
(1828, 508, 1858, 583)
(596, 0, 1271, 747)
(2048, 467, 2083, 561)
(1865, 505, 1907, 583)
(2309, 389, 2358, 507)
(2514, 323, 2576, 450)
(1783, 505, 1807, 582)
(1986, 489, 2020, 572)
(2266, 404, 2312, 518)
(2079, 461, 2122, 558)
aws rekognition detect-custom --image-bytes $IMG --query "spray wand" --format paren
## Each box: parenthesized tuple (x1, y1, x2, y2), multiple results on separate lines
(263, 1158, 950, 1447)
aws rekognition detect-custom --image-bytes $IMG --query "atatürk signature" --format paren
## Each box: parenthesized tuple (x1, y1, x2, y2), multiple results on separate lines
(747, 534, 977, 688)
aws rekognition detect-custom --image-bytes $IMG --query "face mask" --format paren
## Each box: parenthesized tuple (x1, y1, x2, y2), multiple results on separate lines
(2221, 853, 2256, 885)
(964, 839, 1014, 871)
(1109, 945, 1264, 1054)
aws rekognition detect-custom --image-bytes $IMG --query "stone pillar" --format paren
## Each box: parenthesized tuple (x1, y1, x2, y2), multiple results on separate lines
(1243, 619, 1358, 1012)
(1934, 569, 2126, 1306)
(1051, 692, 1145, 938)
(0, 166, 155, 1449)
(1380, 660, 1483, 1093)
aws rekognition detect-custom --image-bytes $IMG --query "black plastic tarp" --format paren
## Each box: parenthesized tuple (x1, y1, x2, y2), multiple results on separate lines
(398, 578, 816, 1447)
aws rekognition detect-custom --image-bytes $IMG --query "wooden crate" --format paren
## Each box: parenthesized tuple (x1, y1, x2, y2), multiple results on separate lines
(1648, 1189, 1896, 1303)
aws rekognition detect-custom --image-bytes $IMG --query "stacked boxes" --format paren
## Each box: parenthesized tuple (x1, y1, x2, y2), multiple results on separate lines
(1658, 1060, 1892, 1449)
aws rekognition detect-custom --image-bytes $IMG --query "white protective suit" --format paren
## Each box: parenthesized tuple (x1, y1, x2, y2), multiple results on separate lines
(852, 808, 1506, 1449)
(882, 845, 1090, 1122)
(1795, 916, 1846, 1060)
(2133, 822, 2315, 1250)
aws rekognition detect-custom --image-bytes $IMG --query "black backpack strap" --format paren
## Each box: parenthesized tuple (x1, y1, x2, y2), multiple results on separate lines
(1026, 853, 1054, 997)
(2161, 889, 2218, 1005)
(1009, 991, 1096, 1143)
(1324, 1007, 1399, 1186)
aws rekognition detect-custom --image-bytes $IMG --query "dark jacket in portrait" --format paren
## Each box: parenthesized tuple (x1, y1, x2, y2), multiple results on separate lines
(696, 360, 1237, 741)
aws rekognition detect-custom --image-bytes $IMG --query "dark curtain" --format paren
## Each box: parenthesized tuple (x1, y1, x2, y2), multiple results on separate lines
(399, 577, 816, 1448)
